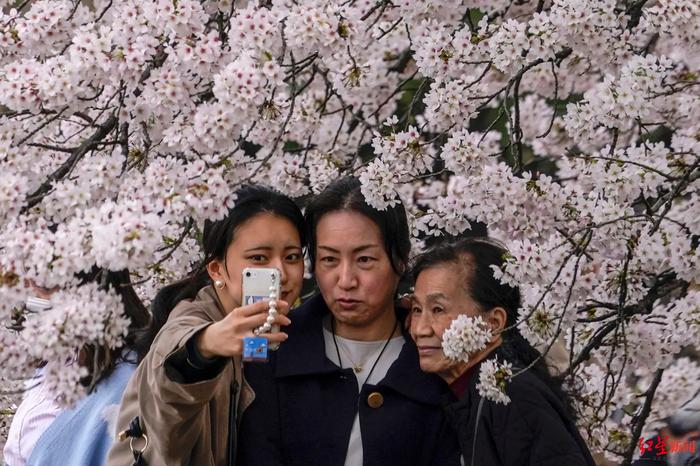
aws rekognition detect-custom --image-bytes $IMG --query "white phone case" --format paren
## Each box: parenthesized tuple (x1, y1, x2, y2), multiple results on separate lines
(242, 267, 282, 349)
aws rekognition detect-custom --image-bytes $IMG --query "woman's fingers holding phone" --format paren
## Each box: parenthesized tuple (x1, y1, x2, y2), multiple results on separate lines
(234, 299, 290, 317)
(195, 304, 291, 358)
(239, 310, 291, 331)
(276, 300, 291, 316)
(258, 331, 288, 345)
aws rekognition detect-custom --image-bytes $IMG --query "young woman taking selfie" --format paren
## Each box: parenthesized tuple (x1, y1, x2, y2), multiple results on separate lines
(107, 185, 305, 466)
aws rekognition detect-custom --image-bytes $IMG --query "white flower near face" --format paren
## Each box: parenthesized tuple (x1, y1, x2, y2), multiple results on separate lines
(476, 358, 513, 406)
(440, 314, 493, 364)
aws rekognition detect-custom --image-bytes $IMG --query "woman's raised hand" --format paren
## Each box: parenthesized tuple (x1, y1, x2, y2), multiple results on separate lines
(195, 299, 291, 359)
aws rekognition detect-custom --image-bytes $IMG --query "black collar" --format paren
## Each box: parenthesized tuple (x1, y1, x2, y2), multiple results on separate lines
(275, 294, 449, 406)
(442, 360, 482, 413)
(275, 294, 339, 378)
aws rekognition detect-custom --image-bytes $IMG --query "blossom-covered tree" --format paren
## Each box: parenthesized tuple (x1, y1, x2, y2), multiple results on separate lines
(0, 0, 698, 463)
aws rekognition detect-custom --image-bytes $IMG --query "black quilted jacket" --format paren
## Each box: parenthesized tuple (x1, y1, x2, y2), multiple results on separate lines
(443, 354, 597, 466)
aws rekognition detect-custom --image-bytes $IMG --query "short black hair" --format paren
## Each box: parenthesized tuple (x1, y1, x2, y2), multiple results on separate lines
(304, 177, 410, 275)
(411, 237, 520, 319)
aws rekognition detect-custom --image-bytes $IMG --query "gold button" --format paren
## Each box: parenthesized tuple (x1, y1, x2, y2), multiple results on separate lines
(367, 392, 384, 408)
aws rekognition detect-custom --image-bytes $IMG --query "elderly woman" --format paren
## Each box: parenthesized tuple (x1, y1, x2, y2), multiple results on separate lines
(409, 237, 596, 466)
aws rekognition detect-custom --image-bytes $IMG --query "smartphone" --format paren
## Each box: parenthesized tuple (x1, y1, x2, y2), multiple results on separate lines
(242, 267, 282, 350)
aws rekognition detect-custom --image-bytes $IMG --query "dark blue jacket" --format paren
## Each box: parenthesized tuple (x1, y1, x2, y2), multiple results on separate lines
(238, 294, 461, 466)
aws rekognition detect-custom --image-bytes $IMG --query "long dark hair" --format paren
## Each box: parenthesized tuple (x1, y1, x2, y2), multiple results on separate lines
(304, 177, 410, 275)
(411, 237, 576, 418)
(77, 267, 149, 390)
(137, 185, 305, 357)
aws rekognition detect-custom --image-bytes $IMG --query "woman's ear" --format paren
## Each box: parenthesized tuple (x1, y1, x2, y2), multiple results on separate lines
(206, 259, 224, 283)
(486, 306, 507, 334)
(394, 254, 408, 277)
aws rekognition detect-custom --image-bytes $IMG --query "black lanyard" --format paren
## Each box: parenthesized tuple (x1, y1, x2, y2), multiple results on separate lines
(330, 318, 399, 386)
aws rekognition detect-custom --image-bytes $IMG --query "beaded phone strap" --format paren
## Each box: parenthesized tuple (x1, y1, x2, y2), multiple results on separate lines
(253, 285, 279, 335)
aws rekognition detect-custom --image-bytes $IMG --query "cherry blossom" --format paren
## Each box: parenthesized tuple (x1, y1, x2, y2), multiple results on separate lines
(0, 1, 697, 462)
(441, 314, 494, 364)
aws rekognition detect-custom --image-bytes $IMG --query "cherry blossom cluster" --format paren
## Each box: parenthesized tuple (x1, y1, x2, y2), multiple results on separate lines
(441, 314, 493, 364)
(0, 283, 129, 406)
(476, 357, 513, 406)
(0, 1, 698, 462)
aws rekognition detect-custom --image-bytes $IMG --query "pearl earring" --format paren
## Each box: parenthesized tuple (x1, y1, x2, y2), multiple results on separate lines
(214, 280, 225, 289)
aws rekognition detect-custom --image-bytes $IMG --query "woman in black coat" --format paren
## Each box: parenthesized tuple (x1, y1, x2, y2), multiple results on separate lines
(409, 237, 597, 466)
(237, 177, 461, 466)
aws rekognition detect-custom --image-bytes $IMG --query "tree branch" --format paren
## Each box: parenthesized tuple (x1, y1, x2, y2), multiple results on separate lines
(621, 369, 664, 466)
(22, 115, 118, 212)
